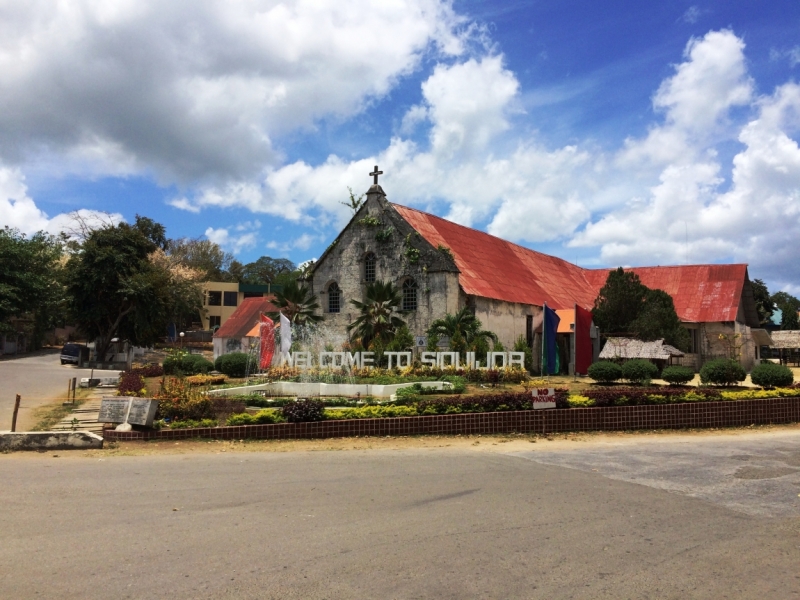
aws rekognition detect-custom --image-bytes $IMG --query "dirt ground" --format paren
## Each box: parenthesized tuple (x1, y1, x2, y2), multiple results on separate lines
(8, 421, 795, 459)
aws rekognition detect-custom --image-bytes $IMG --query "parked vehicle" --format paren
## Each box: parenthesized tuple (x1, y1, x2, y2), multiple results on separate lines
(60, 343, 88, 365)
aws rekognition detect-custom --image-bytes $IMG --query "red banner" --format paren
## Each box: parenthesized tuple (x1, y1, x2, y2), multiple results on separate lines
(574, 304, 593, 375)
(259, 314, 275, 370)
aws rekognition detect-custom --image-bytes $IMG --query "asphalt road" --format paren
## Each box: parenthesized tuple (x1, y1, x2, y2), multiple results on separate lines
(0, 350, 120, 430)
(1, 436, 799, 599)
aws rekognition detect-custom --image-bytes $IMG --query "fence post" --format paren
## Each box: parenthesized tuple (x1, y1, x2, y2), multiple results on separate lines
(11, 394, 21, 432)
(72, 377, 77, 404)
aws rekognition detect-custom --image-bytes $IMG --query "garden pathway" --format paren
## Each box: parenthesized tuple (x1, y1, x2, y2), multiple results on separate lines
(51, 395, 104, 436)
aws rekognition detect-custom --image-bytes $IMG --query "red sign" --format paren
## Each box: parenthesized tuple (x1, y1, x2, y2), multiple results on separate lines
(259, 314, 275, 370)
(531, 388, 556, 409)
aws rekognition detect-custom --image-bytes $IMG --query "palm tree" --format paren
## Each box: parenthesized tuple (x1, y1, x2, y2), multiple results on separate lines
(268, 280, 323, 324)
(347, 281, 406, 348)
(426, 307, 497, 348)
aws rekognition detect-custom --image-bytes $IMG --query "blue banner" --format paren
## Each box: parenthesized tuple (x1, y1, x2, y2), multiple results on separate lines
(542, 305, 560, 375)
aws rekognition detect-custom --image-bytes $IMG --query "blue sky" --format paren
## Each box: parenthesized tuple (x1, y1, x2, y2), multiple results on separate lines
(2, 1, 800, 292)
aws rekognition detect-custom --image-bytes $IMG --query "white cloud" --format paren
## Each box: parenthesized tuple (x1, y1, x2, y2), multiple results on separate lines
(681, 6, 701, 24)
(0, 166, 123, 236)
(0, 0, 471, 183)
(204, 222, 260, 254)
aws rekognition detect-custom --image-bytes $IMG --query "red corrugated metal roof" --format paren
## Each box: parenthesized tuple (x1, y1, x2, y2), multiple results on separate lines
(213, 296, 278, 339)
(393, 203, 747, 322)
(394, 204, 596, 310)
(585, 264, 747, 323)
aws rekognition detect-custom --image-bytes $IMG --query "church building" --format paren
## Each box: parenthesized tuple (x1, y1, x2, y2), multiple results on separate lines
(309, 174, 771, 371)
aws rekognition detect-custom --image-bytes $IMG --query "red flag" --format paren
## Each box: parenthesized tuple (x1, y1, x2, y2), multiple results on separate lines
(259, 314, 275, 370)
(574, 304, 593, 375)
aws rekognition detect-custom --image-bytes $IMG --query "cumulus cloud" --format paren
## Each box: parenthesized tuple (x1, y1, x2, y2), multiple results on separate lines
(204, 221, 260, 254)
(0, 166, 123, 236)
(0, 0, 470, 183)
(573, 34, 800, 287)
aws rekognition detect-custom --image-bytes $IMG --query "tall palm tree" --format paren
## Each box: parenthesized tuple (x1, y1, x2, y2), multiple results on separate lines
(268, 280, 323, 324)
(426, 306, 497, 347)
(347, 281, 406, 348)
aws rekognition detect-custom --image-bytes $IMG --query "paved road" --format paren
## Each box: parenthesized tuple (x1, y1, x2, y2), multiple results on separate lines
(1, 439, 799, 598)
(0, 350, 120, 430)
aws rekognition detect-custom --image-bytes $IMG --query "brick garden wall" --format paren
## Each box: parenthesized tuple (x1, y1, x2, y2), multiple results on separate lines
(104, 397, 800, 442)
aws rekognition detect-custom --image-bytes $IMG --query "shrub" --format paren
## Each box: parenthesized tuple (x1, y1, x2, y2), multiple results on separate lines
(155, 377, 215, 420)
(186, 374, 226, 386)
(227, 409, 283, 426)
(281, 399, 326, 423)
(163, 352, 214, 375)
(118, 371, 146, 397)
(621, 359, 658, 384)
(327, 405, 419, 419)
(170, 419, 218, 429)
(567, 395, 595, 407)
(700, 359, 746, 386)
(750, 362, 794, 388)
(584, 387, 721, 407)
(130, 363, 164, 378)
(588, 361, 622, 383)
(661, 366, 695, 385)
(215, 352, 258, 378)
(415, 390, 569, 414)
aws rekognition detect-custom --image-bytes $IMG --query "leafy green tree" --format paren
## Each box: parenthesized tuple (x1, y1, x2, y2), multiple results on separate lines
(513, 335, 534, 372)
(592, 268, 689, 350)
(630, 289, 690, 351)
(387, 324, 414, 352)
(0, 228, 65, 348)
(426, 306, 497, 348)
(241, 256, 297, 286)
(267, 280, 322, 325)
(591, 267, 648, 335)
(66, 216, 202, 360)
(771, 291, 800, 330)
(751, 278, 775, 326)
(167, 238, 236, 281)
(347, 281, 405, 349)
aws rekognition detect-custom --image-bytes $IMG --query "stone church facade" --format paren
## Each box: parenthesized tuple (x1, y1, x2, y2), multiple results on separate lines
(309, 180, 770, 371)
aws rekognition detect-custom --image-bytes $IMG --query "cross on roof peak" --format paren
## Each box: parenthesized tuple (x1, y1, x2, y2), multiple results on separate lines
(369, 165, 383, 185)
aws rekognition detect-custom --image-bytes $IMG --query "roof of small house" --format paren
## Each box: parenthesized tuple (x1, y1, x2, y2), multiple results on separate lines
(392, 202, 754, 324)
(599, 338, 685, 360)
(769, 330, 800, 349)
(213, 297, 278, 339)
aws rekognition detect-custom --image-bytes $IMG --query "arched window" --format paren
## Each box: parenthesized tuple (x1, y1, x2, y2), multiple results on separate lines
(328, 282, 341, 313)
(402, 279, 418, 311)
(364, 252, 376, 283)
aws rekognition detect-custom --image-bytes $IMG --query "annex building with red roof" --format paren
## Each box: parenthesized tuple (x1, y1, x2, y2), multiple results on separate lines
(212, 296, 278, 360)
(309, 183, 770, 371)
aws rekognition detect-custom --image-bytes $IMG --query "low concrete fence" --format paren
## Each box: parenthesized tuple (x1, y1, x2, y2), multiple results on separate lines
(0, 431, 103, 451)
(104, 397, 800, 442)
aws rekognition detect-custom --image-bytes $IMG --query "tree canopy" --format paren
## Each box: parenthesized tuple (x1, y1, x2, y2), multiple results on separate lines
(771, 290, 800, 330)
(592, 267, 689, 351)
(240, 256, 297, 286)
(426, 307, 497, 350)
(167, 238, 237, 281)
(66, 216, 203, 360)
(751, 278, 775, 326)
(0, 227, 65, 347)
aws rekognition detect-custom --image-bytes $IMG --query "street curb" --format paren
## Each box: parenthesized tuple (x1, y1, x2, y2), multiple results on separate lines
(0, 431, 104, 451)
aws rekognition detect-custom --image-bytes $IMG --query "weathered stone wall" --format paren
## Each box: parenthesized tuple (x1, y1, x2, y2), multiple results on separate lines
(472, 297, 540, 350)
(699, 322, 759, 371)
(309, 188, 460, 343)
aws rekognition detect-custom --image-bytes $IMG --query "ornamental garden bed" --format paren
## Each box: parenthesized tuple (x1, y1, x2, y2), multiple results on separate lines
(105, 396, 800, 442)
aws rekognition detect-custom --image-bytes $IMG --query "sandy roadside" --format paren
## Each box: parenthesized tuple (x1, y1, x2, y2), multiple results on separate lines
(3, 421, 798, 459)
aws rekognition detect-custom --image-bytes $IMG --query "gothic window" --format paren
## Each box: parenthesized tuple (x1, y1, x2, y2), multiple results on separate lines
(328, 282, 341, 313)
(402, 279, 418, 311)
(364, 252, 376, 283)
